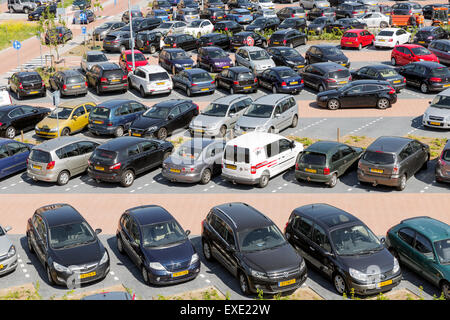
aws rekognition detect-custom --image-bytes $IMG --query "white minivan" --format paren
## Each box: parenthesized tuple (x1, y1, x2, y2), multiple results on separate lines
(221, 132, 303, 188)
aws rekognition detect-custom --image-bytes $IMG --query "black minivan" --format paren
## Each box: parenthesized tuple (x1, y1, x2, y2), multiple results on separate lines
(285, 203, 402, 296)
(87, 136, 173, 187)
(201, 202, 307, 295)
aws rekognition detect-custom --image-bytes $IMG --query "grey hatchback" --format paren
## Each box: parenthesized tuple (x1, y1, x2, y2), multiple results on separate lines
(357, 136, 430, 191)
(436, 139, 450, 183)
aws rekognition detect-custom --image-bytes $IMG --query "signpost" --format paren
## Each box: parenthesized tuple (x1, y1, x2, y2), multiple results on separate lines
(52, 90, 60, 137)
(82, 26, 87, 51)
(13, 40, 21, 71)
(79, 11, 87, 23)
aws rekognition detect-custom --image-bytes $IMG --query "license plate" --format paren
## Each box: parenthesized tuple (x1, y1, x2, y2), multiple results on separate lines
(226, 164, 236, 170)
(170, 168, 181, 173)
(369, 168, 384, 174)
(341, 64, 347, 67)
(29, 91, 39, 94)
(132, 133, 141, 137)
(105, 42, 110, 44)
(377, 279, 392, 288)
(164, 44, 170, 46)
(80, 271, 96, 279)
(218, 16, 222, 19)
(244, 86, 252, 89)
(297, 65, 304, 68)
(194, 129, 204, 133)
(234, 46, 239, 50)
(72, 85, 81, 88)
(94, 120, 103, 124)
(379, 39, 385, 42)
(346, 42, 353, 44)
(201, 88, 209, 91)
(339, 81, 347, 84)
(0, 264, 3, 269)
(111, 79, 119, 82)
(172, 270, 188, 277)
(273, 41, 279, 44)
(290, 81, 298, 85)
(223, 66, 229, 68)
(279, 279, 296, 287)
(305, 168, 317, 173)
(185, 67, 191, 70)
(156, 82, 165, 85)
(419, 41, 425, 44)
(95, 166, 104, 171)
(429, 121, 442, 126)
(393, 80, 401, 83)
(32, 165, 42, 170)
(444, 84, 450, 87)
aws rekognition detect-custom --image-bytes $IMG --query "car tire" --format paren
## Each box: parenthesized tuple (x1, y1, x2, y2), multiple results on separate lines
(380, 21, 388, 28)
(114, 126, 124, 137)
(24, 7, 29, 14)
(440, 281, 450, 300)
(121, 169, 135, 187)
(358, 43, 362, 50)
(420, 82, 429, 94)
(219, 125, 227, 137)
(318, 84, 325, 92)
(27, 233, 34, 254)
(200, 168, 212, 185)
(377, 98, 390, 109)
(328, 173, 337, 188)
(117, 236, 124, 254)
(230, 86, 235, 94)
(327, 98, 340, 110)
(16, 90, 22, 100)
(391, 57, 396, 66)
(61, 127, 70, 136)
(5, 126, 16, 139)
(149, 45, 156, 54)
(142, 266, 150, 285)
(47, 265, 55, 286)
(258, 173, 269, 188)
(238, 271, 251, 295)
(397, 174, 407, 191)
(187, 88, 192, 97)
(289, 42, 294, 49)
(140, 86, 146, 97)
(272, 85, 277, 93)
(291, 114, 298, 128)
(202, 239, 214, 261)
(157, 127, 168, 140)
(57, 170, 70, 186)
(333, 273, 348, 295)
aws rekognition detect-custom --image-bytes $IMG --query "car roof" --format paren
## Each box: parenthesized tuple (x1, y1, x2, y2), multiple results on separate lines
(127, 205, 174, 225)
(123, 49, 143, 54)
(213, 202, 273, 232)
(411, 61, 444, 69)
(306, 140, 345, 154)
(345, 29, 366, 33)
(33, 136, 88, 151)
(97, 62, 121, 70)
(292, 203, 360, 230)
(239, 45, 265, 52)
(228, 66, 251, 73)
(86, 50, 106, 55)
(400, 44, 424, 48)
(181, 137, 218, 149)
(185, 68, 209, 75)
(400, 217, 450, 241)
(153, 99, 191, 108)
(254, 93, 290, 105)
(381, 27, 402, 32)
(314, 62, 347, 72)
(138, 65, 167, 73)
(367, 136, 412, 153)
(213, 94, 248, 104)
(0, 104, 30, 112)
(227, 131, 286, 149)
(35, 204, 84, 227)
(98, 136, 149, 151)
(96, 99, 134, 109)
(349, 79, 390, 85)
(365, 64, 395, 70)
(60, 69, 83, 77)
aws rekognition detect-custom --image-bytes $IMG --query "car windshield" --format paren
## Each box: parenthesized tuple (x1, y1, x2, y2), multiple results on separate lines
(126, 53, 146, 61)
(343, 32, 357, 38)
(171, 51, 189, 59)
(87, 54, 108, 62)
(141, 220, 187, 248)
(277, 68, 298, 78)
(91, 149, 117, 163)
(299, 151, 326, 166)
(379, 69, 398, 77)
(239, 225, 286, 252)
(323, 47, 342, 55)
(143, 106, 170, 119)
(330, 224, 382, 256)
(202, 103, 228, 117)
(411, 47, 431, 56)
(21, 74, 41, 82)
(431, 67, 450, 78)
(159, 22, 173, 29)
(91, 107, 110, 119)
(430, 94, 450, 109)
(244, 103, 273, 118)
(149, 72, 170, 81)
(251, 18, 266, 26)
(312, 17, 328, 24)
(329, 69, 350, 79)
(434, 239, 450, 264)
(188, 20, 203, 27)
(377, 30, 393, 36)
(237, 71, 254, 80)
(50, 222, 96, 249)
(363, 150, 395, 164)
(208, 50, 228, 59)
(249, 50, 270, 60)
(48, 107, 72, 119)
(191, 72, 212, 82)
(278, 47, 301, 57)
(264, 9, 275, 15)
(176, 144, 203, 159)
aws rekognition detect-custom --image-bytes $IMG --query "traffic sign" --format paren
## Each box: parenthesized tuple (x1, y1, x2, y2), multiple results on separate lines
(81, 26, 87, 34)
(79, 12, 87, 21)
(12, 40, 21, 50)
(246, 36, 254, 47)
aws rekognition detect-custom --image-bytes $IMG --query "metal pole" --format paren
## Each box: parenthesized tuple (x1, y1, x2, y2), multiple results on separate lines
(17, 50, 20, 72)
(128, 0, 135, 71)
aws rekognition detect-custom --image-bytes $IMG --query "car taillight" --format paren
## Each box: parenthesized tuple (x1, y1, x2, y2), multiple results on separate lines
(85, 81, 88, 87)
(182, 167, 195, 172)
(224, 27, 228, 31)
(389, 39, 393, 42)
(283, 39, 287, 44)
(122, 75, 127, 80)
(326, 78, 336, 83)
(100, 77, 107, 82)
(239, 15, 242, 18)
(233, 81, 239, 85)
(281, 81, 287, 86)
(323, 167, 330, 175)
(112, 39, 119, 43)
(430, 77, 442, 82)
(192, 83, 197, 86)
(295, 162, 299, 170)
(42, 81, 45, 87)
(250, 166, 256, 174)
(409, 10, 412, 14)
(26, 158, 28, 164)
(301, 79, 304, 84)
(62, 84, 67, 90)
(107, 122, 113, 126)
(284, 222, 289, 232)
(321, 13, 324, 16)
(291, 14, 295, 17)
(59, 33, 62, 37)
(403, 77, 406, 83)
(224, 15, 227, 18)
(388, 86, 395, 94)
(109, 163, 121, 170)
(173, 43, 177, 47)
(254, 78, 257, 83)
(212, 15, 216, 18)
(208, 42, 213, 45)
(438, 158, 445, 166)
(46, 161, 55, 170)
(349, 76, 352, 81)
(19, 82, 23, 89)
(392, 165, 399, 174)
(352, 11, 357, 14)
(201, 219, 205, 233)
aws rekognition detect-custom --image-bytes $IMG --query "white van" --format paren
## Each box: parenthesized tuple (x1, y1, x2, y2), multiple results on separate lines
(0, 86, 12, 107)
(221, 132, 303, 188)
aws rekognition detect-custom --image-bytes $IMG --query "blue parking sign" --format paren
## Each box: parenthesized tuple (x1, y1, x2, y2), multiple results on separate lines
(80, 12, 87, 21)
(13, 40, 21, 50)
(82, 26, 87, 34)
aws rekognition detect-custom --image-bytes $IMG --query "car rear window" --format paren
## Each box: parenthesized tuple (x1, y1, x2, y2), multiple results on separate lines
(29, 149, 51, 163)
(328, 70, 350, 79)
(67, 76, 85, 84)
(343, 32, 357, 38)
(91, 149, 118, 163)
(299, 151, 326, 166)
(20, 74, 41, 82)
(237, 72, 254, 80)
(363, 151, 395, 164)
(87, 54, 108, 62)
(442, 149, 450, 161)
(149, 72, 170, 81)
(270, 33, 285, 41)
(431, 67, 450, 78)
(91, 107, 111, 119)
(377, 31, 393, 37)
(103, 70, 124, 78)
(224, 145, 250, 163)
(104, 35, 117, 41)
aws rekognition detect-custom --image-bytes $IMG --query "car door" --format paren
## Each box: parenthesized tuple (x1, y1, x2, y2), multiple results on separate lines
(310, 224, 334, 278)
(127, 143, 145, 174)
(126, 217, 143, 266)
(63, 142, 86, 175)
(5, 142, 29, 175)
(329, 148, 344, 176)
(412, 64, 427, 88)
(118, 103, 135, 129)
(271, 104, 284, 132)
(394, 227, 420, 272)
(77, 141, 98, 166)
(71, 106, 87, 132)
(397, 144, 415, 178)
(340, 84, 365, 107)
(399, 63, 416, 85)
(409, 140, 427, 174)
(413, 232, 442, 287)
(138, 140, 163, 170)
(289, 215, 315, 262)
(277, 138, 296, 172)
(184, 34, 197, 50)
(210, 215, 238, 276)
(205, 142, 224, 175)
(166, 105, 183, 133)
(30, 214, 47, 265)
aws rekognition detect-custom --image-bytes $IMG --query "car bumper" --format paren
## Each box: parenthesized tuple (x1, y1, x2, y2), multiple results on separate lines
(88, 124, 117, 135)
(248, 268, 307, 294)
(277, 84, 304, 94)
(88, 168, 121, 182)
(0, 254, 18, 275)
(295, 170, 331, 183)
(423, 119, 450, 128)
(429, 83, 450, 92)
(221, 172, 260, 185)
(162, 168, 202, 183)
(374, 41, 395, 48)
(189, 126, 221, 137)
(61, 87, 88, 96)
(145, 262, 201, 285)
(35, 130, 59, 138)
(357, 169, 401, 187)
(18, 87, 45, 96)
(348, 273, 402, 296)
(391, 83, 406, 92)
(27, 169, 59, 182)
(51, 262, 110, 287)
(341, 42, 360, 48)
(191, 86, 215, 94)
(98, 83, 128, 92)
(103, 44, 121, 52)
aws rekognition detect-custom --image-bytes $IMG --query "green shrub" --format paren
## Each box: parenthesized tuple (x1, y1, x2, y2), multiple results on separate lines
(0, 21, 40, 51)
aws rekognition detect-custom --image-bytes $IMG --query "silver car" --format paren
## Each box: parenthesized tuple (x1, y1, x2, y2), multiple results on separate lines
(423, 88, 450, 129)
(189, 95, 253, 137)
(234, 94, 298, 135)
(162, 138, 226, 184)
(81, 51, 109, 73)
(27, 137, 99, 186)
(153, 21, 187, 36)
(300, 0, 330, 9)
(235, 46, 275, 75)
(0, 225, 17, 276)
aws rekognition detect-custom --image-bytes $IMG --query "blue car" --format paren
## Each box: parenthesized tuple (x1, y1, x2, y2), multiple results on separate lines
(88, 100, 149, 137)
(116, 205, 201, 285)
(172, 68, 216, 96)
(0, 139, 31, 179)
(227, 8, 254, 24)
(152, 9, 171, 22)
(257, 66, 304, 94)
(159, 48, 195, 74)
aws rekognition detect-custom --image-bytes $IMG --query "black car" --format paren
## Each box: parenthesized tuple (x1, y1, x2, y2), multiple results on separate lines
(103, 31, 132, 53)
(413, 26, 448, 47)
(351, 65, 406, 92)
(228, 0, 256, 10)
(278, 17, 307, 32)
(276, 6, 306, 21)
(85, 63, 128, 95)
(8, 71, 46, 100)
(305, 45, 350, 68)
(88, 136, 173, 187)
(135, 30, 163, 54)
(316, 80, 397, 110)
(301, 62, 352, 92)
(118, 18, 146, 36)
(26, 204, 110, 288)
(268, 29, 307, 48)
(392, 2, 422, 16)
(307, 16, 336, 35)
(116, 205, 200, 285)
(335, 2, 367, 19)
(130, 99, 199, 140)
(48, 69, 88, 97)
(230, 31, 267, 50)
(28, 4, 56, 21)
(215, 66, 257, 94)
(422, 4, 446, 19)
(0, 105, 50, 139)
(205, 0, 225, 9)
(285, 204, 402, 295)
(397, 61, 450, 94)
(307, 7, 336, 21)
(428, 39, 450, 66)
(44, 26, 73, 45)
(267, 46, 306, 72)
(257, 66, 304, 94)
(245, 17, 280, 32)
(197, 33, 230, 50)
(163, 33, 197, 51)
(199, 7, 227, 24)
(122, 9, 143, 24)
(201, 202, 307, 295)
(324, 18, 367, 33)
(133, 17, 162, 33)
(214, 20, 243, 34)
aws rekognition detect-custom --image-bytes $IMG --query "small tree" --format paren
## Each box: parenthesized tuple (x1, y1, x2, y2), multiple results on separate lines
(37, 6, 67, 68)
(91, 0, 103, 49)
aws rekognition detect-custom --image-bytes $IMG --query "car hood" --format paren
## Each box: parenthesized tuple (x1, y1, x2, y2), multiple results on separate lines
(326, 54, 348, 63)
(425, 106, 450, 117)
(0, 235, 12, 255)
(37, 117, 70, 129)
(142, 239, 194, 266)
(52, 240, 103, 266)
(339, 248, 394, 274)
(284, 55, 305, 64)
(131, 116, 164, 130)
(317, 89, 339, 98)
(237, 115, 270, 128)
(191, 113, 224, 128)
(246, 25, 261, 31)
(210, 57, 232, 64)
(241, 243, 301, 273)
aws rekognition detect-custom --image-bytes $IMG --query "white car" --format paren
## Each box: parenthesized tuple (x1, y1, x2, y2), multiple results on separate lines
(255, 0, 275, 10)
(221, 131, 304, 188)
(300, 0, 330, 10)
(153, 21, 187, 36)
(184, 19, 214, 37)
(422, 88, 450, 129)
(127, 65, 173, 97)
(359, 12, 390, 28)
(0, 86, 12, 107)
(254, 8, 277, 19)
(374, 28, 411, 49)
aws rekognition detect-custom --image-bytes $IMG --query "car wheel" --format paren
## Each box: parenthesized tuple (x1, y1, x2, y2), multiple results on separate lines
(380, 21, 388, 28)
(27, 233, 34, 254)
(327, 99, 340, 110)
(328, 173, 337, 188)
(5, 126, 16, 139)
(16, 91, 22, 100)
(24, 7, 29, 14)
(333, 273, 347, 295)
(149, 45, 156, 54)
(57, 170, 70, 186)
(61, 127, 70, 136)
(121, 169, 135, 187)
(258, 173, 269, 188)
(318, 85, 325, 92)
(142, 266, 150, 285)
(272, 85, 277, 93)
(114, 126, 124, 137)
(397, 174, 407, 191)
(187, 88, 192, 97)
(391, 57, 396, 66)
(200, 168, 212, 185)
(219, 125, 227, 137)
(140, 86, 146, 97)
(46, 265, 55, 285)
(420, 82, 429, 94)
(291, 114, 298, 128)
(230, 86, 235, 94)
(440, 281, 450, 300)
(239, 271, 251, 295)
(117, 236, 124, 254)
(157, 127, 168, 140)
(358, 43, 362, 50)
(377, 98, 390, 109)
(202, 239, 214, 261)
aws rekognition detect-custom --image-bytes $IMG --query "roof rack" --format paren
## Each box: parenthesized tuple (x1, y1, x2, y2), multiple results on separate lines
(215, 207, 238, 228)
(401, 216, 431, 224)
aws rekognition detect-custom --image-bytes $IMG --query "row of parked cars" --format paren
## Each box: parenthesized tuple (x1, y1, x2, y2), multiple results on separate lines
(1, 202, 448, 298)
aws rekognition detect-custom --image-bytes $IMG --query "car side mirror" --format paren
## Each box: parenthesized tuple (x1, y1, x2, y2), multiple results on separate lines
(380, 237, 386, 244)
(72, 115, 78, 120)
(33, 109, 38, 113)
(185, 230, 191, 236)
(4, 226, 12, 233)
(95, 228, 102, 234)
(274, 113, 281, 118)
(229, 112, 236, 117)
(290, 141, 295, 149)
(168, 114, 174, 120)
(324, 251, 334, 257)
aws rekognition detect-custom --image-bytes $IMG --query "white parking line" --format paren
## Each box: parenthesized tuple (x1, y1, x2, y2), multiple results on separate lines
(347, 117, 383, 135)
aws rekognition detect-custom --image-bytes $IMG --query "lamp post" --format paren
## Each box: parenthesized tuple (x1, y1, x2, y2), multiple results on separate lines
(128, 0, 135, 71)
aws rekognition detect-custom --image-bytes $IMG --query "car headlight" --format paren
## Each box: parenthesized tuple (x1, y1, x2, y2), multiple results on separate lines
(175, 63, 181, 68)
(149, 262, 166, 271)
(349, 268, 368, 282)
(300, 259, 306, 271)
(423, 112, 428, 119)
(49, 128, 58, 132)
(393, 257, 400, 274)
(235, 125, 241, 131)
(148, 126, 157, 132)
(250, 268, 268, 279)
(100, 251, 109, 265)
(7, 245, 16, 258)
(190, 253, 199, 265)
(35, 125, 40, 131)
(53, 261, 70, 273)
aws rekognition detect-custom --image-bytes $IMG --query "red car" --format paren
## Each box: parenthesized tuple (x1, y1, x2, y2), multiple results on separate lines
(391, 44, 439, 66)
(340, 29, 375, 50)
(119, 49, 149, 72)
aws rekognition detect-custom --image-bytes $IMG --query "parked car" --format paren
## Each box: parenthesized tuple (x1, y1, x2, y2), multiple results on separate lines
(285, 204, 402, 295)
(118, 50, 149, 72)
(359, 11, 390, 28)
(44, 26, 72, 44)
(0, 139, 31, 179)
(135, 30, 163, 54)
(257, 66, 304, 94)
(72, 9, 95, 24)
(422, 4, 447, 19)
(87, 136, 173, 187)
(228, 0, 257, 11)
(268, 29, 307, 48)
(428, 40, 450, 66)
(103, 31, 133, 53)
(413, 26, 448, 47)
(214, 20, 243, 34)
(8, 71, 46, 100)
(148, 9, 170, 22)
(177, 0, 199, 10)
(132, 17, 163, 33)
(27, 137, 99, 185)
(205, 0, 225, 9)
(295, 141, 362, 187)
(201, 202, 308, 294)
(215, 66, 258, 94)
(391, 2, 423, 16)
(340, 29, 374, 50)
(48, 70, 87, 97)
(245, 17, 280, 32)
(422, 88, 450, 129)
(277, 6, 306, 20)
(436, 139, 450, 183)
(385, 216, 450, 300)
(374, 28, 411, 49)
(130, 99, 199, 140)
(397, 61, 450, 93)
(162, 138, 226, 183)
(164, 33, 197, 51)
(196, 47, 233, 72)
(0, 224, 17, 276)
(153, 21, 188, 36)
(278, 17, 307, 32)
(335, 2, 366, 19)
(7, 0, 37, 14)
(253, 8, 277, 19)
(267, 46, 306, 72)
(122, 9, 143, 24)
(227, 8, 254, 24)
(255, 0, 275, 10)
(351, 65, 406, 92)
(93, 21, 126, 41)
(197, 33, 230, 50)
(301, 62, 351, 92)
(305, 45, 350, 68)
(128, 65, 172, 97)
(172, 68, 216, 96)
(27, 4, 56, 20)
(159, 48, 194, 75)
(199, 7, 227, 24)
(230, 31, 267, 50)
(35, 102, 95, 138)
(316, 80, 397, 110)
(81, 51, 109, 73)
(357, 136, 430, 191)
(307, 6, 336, 20)
(85, 63, 128, 95)
(184, 19, 214, 37)
(26, 204, 110, 288)
(234, 94, 298, 136)
(72, 0, 91, 10)
(324, 17, 367, 33)
(0, 105, 50, 139)
(300, 0, 330, 9)
(307, 16, 335, 34)
(175, 8, 200, 23)
(235, 46, 276, 75)
(152, 0, 173, 13)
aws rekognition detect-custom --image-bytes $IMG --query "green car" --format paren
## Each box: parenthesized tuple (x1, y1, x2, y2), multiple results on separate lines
(385, 216, 450, 300)
(294, 141, 363, 188)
